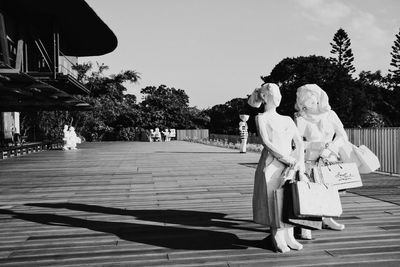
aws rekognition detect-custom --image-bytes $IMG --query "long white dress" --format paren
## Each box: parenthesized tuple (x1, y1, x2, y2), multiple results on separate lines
(252, 114, 300, 226)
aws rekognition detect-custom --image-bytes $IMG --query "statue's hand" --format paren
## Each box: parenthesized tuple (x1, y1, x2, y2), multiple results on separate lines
(320, 148, 332, 159)
(279, 156, 296, 167)
(293, 162, 305, 173)
(298, 172, 310, 182)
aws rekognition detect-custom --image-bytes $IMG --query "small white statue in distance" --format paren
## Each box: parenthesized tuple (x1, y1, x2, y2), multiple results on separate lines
(248, 83, 306, 253)
(239, 114, 249, 153)
(63, 125, 81, 150)
(149, 129, 155, 142)
(62, 125, 70, 150)
(68, 126, 81, 149)
(154, 128, 161, 142)
(162, 129, 171, 142)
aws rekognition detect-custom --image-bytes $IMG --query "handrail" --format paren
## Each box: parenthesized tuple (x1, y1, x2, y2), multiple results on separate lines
(58, 51, 79, 79)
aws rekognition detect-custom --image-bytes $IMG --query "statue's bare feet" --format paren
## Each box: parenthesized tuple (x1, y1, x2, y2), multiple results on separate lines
(284, 228, 303, 250)
(323, 217, 345, 231)
(271, 228, 290, 253)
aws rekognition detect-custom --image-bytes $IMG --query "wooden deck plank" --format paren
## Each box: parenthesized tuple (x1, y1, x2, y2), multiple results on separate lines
(0, 141, 399, 266)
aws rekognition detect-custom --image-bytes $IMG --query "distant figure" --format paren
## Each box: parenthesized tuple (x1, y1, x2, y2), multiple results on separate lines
(239, 115, 249, 153)
(10, 124, 21, 146)
(162, 129, 171, 142)
(69, 127, 80, 149)
(170, 129, 176, 140)
(149, 129, 155, 142)
(154, 128, 161, 142)
(63, 126, 81, 150)
(62, 125, 70, 150)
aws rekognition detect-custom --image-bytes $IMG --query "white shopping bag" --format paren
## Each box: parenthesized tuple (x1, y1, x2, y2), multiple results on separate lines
(292, 181, 342, 218)
(313, 162, 362, 190)
(353, 145, 380, 174)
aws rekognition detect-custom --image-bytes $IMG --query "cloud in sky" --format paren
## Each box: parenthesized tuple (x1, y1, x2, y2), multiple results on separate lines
(294, 0, 394, 72)
(294, 0, 351, 25)
(350, 11, 388, 47)
(305, 34, 320, 42)
(295, 0, 390, 46)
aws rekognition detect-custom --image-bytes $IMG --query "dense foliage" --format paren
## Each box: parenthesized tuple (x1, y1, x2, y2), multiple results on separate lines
(21, 63, 209, 142)
(139, 85, 209, 130)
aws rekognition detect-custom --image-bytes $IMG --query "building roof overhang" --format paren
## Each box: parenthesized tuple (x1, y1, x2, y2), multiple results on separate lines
(1, 0, 118, 56)
(0, 70, 92, 111)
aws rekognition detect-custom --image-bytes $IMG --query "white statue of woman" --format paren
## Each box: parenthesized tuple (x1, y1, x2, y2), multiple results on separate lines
(249, 83, 306, 253)
(154, 128, 161, 142)
(150, 129, 155, 142)
(239, 114, 249, 153)
(68, 126, 78, 150)
(62, 125, 70, 150)
(294, 84, 348, 239)
(162, 129, 170, 142)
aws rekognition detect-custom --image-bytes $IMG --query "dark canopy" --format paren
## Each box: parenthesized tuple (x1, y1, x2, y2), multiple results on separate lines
(1, 0, 118, 56)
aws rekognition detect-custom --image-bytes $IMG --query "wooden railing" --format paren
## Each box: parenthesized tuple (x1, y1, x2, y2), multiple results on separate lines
(0, 141, 64, 160)
(176, 129, 209, 140)
(345, 128, 400, 175)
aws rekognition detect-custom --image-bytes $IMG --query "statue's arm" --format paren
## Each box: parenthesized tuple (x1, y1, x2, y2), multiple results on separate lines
(291, 122, 306, 172)
(329, 110, 349, 153)
(256, 115, 296, 166)
(294, 115, 310, 148)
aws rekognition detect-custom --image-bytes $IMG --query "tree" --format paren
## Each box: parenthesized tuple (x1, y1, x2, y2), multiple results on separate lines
(206, 98, 252, 135)
(261, 55, 368, 127)
(358, 70, 400, 126)
(21, 63, 142, 142)
(187, 107, 210, 129)
(139, 85, 197, 129)
(261, 56, 345, 116)
(330, 28, 356, 74)
(389, 28, 400, 87)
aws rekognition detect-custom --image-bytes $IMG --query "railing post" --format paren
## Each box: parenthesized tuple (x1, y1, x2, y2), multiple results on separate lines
(53, 24, 59, 79)
(0, 13, 10, 65)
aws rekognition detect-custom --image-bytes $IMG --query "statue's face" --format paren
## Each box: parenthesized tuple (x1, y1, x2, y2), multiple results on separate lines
(303, 94, 319, 114)
(259, 86, 281, 108)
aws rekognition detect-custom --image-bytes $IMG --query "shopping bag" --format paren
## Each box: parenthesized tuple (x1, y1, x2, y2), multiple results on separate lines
(281, 183, 322, 230)
(313, 162, 362, 190)
(353, 145, 380, 174)
(272, 188, 293, 229)
(273, 183, 322, 230)
(292, 181, 342, 218)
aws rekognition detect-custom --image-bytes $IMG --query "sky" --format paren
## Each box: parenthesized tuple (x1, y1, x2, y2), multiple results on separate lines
(81, 0, 400, 109)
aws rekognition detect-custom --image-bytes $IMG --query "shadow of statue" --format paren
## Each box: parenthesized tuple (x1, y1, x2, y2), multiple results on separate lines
(155, 151, 239, 154)
(25, 203, 262, 232)
(0, 206, 272, 251)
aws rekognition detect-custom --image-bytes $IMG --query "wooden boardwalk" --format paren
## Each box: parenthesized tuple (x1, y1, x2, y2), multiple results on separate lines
(0, 141, 399, 266)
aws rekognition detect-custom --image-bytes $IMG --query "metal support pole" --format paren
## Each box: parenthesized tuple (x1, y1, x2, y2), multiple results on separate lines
(53, 25, 59, 79)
